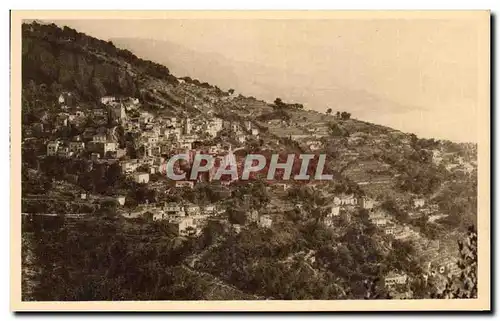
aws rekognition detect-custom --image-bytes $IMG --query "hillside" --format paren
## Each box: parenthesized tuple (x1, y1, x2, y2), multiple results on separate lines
(21, 21, 478, 301)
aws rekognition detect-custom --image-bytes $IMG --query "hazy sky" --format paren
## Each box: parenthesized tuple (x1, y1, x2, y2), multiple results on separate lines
(49, 18, 480, 142)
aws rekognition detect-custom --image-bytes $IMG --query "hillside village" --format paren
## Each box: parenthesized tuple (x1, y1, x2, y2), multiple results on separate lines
(21, 22, 478, 301)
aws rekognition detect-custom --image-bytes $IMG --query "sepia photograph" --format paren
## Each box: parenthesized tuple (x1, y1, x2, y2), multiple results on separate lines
(10, 10, 490, 311)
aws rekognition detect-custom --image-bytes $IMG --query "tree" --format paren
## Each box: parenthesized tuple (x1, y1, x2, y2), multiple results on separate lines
(409, 133, 419, 147)
(381, 199, 409, 223)
(274, 98, 283, 108)
(326, 108, 332, 115)
(105, 162, 123, 188)
(99, 199, 118, 218)
(340, 112, 351, 120)
(434, 225, 477, 299)
(364, 277, 391, 299)
(228, 88, 235, 95)
(227, 208, 247, 225)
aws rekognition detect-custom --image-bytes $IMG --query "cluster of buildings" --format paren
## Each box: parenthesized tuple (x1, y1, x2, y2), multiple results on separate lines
(384, 271, 408, 287)
(125, 201, 223, 236)
(413, 239, 462, 293)
(320, 195, 375, 227)
(46, 131, 123, 160)
(34, 93, 274, 237)
(44, 94, 265, 185)
(245, 209, 273, 229)
(152, 202, 222, 236)
(407, 198, 449, 222)
(367, 206, 420, 241)
(139, 200, 275, 236)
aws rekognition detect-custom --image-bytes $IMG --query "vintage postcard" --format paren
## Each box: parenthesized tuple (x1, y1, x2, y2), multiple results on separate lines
(10, 10, 490, 311)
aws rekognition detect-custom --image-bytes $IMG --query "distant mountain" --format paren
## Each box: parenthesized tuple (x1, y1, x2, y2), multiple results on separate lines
(111, 37, 420, 118)
(111, 38, 240, 91)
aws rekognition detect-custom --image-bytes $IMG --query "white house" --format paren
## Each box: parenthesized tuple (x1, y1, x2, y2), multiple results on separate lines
(120, 159, 139, 173)
(384, 272, 408, 287)
(92, 133, 107, 143)
(183, 117, 192, 135)
(272, 182, 289, 192)
(327, 206, 341, 217)
(176, 180, 194, 189)
(102, 142, 117, 154)
(384, 224, 396, 235)
(167, 217, 197, 237)
(140, 112, 154, 125)
(185, 204, 201, 216)
(164, 202, 185, 216)
(369, 212, 388, 227)
(75, 110, 86, 118)
(359, 196, 375, 210)
(308, 141, 322, 151)
(57, 146, 73, 158)
(413, 198, 426, 208)
(203, 204, 217, 214)
(233, 224, 242, 234)
(153, 210, 167, 221)
(133, 172, 150, 184)
(165, 117, 178, 127)
(259, 215, 273, 228)
(248, 210, 259, 223)
(244, 120, 252, 131)
(323, 217, 335, 227)
(206, 118, 223, 137)
(179, 141, 193, 150)
(101, 96, 116, 105)
(116, 195, 126, 206)
(111, 105, 127, 123)
(69, 141, 85, 154)
(333, 194, 358, 206)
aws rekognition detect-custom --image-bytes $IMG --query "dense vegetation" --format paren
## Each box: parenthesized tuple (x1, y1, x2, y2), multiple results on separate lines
(23, 211, 257, 300)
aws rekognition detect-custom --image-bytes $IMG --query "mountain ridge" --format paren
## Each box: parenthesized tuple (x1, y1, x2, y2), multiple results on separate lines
(111, 37, 428, 119)
(20, 20, 479, 302)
